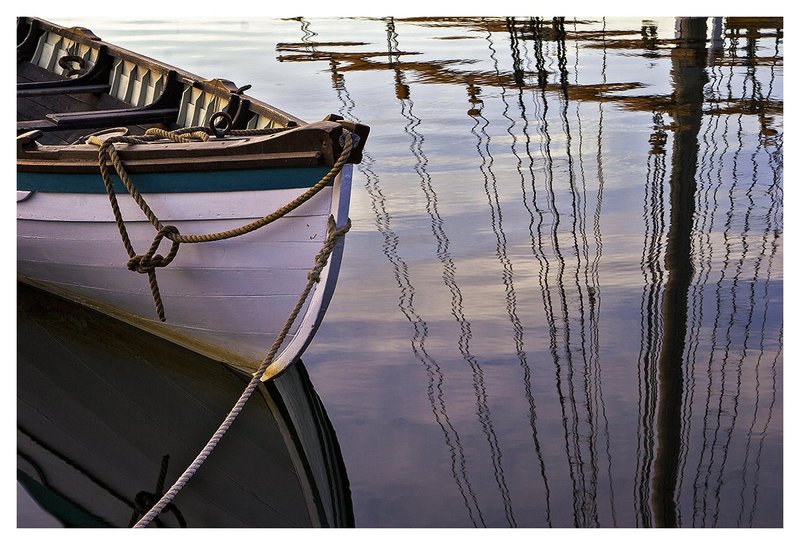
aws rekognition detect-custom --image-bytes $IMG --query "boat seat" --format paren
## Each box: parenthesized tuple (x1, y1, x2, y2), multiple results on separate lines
(17, 107, 180, 133)
(48, 106, 180, 125)
(17, 83, 112, 97)
(16, 64, 247, 135)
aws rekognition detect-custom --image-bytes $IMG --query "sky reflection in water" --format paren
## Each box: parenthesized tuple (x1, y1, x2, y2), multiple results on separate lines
(19, 16, 783, 528)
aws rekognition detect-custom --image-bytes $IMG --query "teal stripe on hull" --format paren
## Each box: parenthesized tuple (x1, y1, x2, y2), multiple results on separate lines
(17, 166, 332, 194)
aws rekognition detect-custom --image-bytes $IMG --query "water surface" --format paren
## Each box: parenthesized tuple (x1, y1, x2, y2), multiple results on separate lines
(18, 16, 783, 528)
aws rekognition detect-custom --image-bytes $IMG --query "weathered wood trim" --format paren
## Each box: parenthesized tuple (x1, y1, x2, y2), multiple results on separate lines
(17, 122, 349, 173)
(18, 151, 324, 174)
(47, 107, 180, 127)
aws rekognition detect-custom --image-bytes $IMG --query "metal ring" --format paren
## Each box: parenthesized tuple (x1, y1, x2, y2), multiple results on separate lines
(58, 55, 86, 78)
(58, 54, 85, 70)
(208, 111, 233, 138)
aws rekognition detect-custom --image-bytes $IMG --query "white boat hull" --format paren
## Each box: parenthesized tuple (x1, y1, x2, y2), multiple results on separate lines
(17, 164, 352, 377)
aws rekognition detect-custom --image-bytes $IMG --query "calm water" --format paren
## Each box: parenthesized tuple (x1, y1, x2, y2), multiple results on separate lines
(18, 16, 783, 528)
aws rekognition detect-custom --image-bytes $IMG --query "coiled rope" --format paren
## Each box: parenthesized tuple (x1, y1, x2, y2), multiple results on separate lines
(86, 124, 354, 527)
(90, 125, 353, 321)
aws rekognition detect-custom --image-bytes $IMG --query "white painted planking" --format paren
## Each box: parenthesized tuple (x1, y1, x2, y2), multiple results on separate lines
(17, 185, 334, 222)
(18, 261, 313, 296)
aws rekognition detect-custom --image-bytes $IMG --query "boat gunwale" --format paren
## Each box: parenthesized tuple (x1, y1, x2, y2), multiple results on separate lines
(17, 121, 350, 174)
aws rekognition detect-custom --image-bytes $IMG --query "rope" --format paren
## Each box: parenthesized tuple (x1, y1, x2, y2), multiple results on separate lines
(132, 214, 351, 528)
(86, 121, 355, 527)
(91, 125, 352, 321)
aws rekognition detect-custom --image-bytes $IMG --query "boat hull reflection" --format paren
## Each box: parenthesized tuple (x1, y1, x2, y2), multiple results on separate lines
(17, 282, 353, 528)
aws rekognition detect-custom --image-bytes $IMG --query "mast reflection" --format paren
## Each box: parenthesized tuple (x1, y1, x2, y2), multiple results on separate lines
(649, 17, 707, 528)
(634, 16, 783, 527)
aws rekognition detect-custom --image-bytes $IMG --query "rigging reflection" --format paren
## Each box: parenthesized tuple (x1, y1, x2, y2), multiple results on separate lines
(522, 16, 616, 527)
(285, 16, 491, 527)
(387, 18, 518, 527)
(275, 16, 782, 528)
(384, 18, 486, 526)
(503, 17, 554, 527)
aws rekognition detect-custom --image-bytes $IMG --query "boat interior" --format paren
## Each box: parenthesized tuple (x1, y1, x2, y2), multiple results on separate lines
(16, 17, 304, 147)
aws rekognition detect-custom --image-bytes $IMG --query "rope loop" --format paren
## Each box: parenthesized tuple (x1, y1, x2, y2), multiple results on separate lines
(127, 225, 181, 274)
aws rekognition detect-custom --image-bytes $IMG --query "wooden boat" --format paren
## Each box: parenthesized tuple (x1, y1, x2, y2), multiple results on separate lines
(17, 283, 354, 527)
(16, 17, 369, 380)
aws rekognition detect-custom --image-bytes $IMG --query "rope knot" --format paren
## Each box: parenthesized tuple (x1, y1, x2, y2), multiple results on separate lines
(307, 269, 322, 283)
(129, 455, 186, 528)
(307, 216, 352, 283)
(127, 253, 167, 273)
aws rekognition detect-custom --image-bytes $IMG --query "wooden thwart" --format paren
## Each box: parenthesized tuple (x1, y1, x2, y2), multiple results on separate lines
(17, 83, 112, 97)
